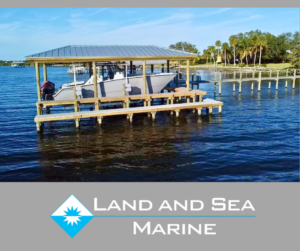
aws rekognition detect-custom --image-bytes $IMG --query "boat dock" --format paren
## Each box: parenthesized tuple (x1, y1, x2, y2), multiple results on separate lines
(34, 98, 223, 131)
(26, 45, 223, 132)
(34, 90, 224, 131)
(178, 69, 299, 95)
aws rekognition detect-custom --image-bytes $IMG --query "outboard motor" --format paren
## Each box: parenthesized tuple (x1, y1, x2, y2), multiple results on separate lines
(40, 81, 55, 101)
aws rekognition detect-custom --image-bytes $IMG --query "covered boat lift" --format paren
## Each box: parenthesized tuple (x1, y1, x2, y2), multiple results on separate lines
(26, 45, 197, 103)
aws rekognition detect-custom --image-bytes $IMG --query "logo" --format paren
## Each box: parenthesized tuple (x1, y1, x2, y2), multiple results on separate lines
(51, 195, 94, 238)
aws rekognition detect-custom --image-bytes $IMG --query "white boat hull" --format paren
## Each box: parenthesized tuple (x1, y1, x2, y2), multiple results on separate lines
(53, 73, 176, 100)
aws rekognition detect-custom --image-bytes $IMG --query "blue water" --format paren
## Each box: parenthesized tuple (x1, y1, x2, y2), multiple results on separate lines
(0, 66, 299, 181)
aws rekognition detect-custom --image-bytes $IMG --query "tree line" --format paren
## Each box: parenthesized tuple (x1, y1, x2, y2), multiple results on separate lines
(169, 30, 300, 68)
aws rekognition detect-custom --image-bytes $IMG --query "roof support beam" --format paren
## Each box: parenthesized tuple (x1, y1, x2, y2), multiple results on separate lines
(35, 62, 41, 102)
(186, 59, 190, 91)
(143, 60, 147, 94)
(93, 61, 98, 100)
(43, 63, 47, 82)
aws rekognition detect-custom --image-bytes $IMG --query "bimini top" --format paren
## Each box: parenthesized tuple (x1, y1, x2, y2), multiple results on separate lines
(26, 45, 197, 63)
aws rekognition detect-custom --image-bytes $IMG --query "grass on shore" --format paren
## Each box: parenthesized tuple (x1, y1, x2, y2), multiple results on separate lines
(266, 63, 292, 69)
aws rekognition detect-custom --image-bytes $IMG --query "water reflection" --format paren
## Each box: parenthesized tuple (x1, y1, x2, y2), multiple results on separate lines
(37, 112, 221, 181)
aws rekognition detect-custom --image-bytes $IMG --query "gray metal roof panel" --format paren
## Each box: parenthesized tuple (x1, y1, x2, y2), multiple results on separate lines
(26, 45, 197, 58)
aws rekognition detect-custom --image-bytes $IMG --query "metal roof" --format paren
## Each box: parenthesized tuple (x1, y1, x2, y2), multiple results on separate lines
(125, 60, 167, 65)
(26, 45, 197, 62)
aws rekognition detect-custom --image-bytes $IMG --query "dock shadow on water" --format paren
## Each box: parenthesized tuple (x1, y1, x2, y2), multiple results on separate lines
(0, 67, 299, 182)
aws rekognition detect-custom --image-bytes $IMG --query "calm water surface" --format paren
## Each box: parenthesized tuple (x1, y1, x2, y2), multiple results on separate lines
(0, 66, 299, 181)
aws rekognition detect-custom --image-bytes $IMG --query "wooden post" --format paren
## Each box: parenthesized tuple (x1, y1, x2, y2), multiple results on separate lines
(258, 71, 261, 92)
(276, 70, 279, 90)
(35, 62, 41, 102)
(151, 64, 154, 73)
(218, 105, 222, 113)
(293, 69, 296, 89)
(167, 60, 170, 73)
(186, 60, 190, 91)
(175, 110, 180, 118)
(143, 60, 147, 94)
(214, 83, 216, 93)
(209, 106, 213, 114)
(151, 112, 156, 121)
(218, 72, 222, 96)
(233, 83, 236, 92)
(161, 64, 164, 73)
(43, 64, 47, 82)
(251, 82, 254, 91)
(251, 72, 254, 90)
(93, 62, 98, 98)
(130, 61, 133, 74)
(285, 69, 288, 88)
(239, 71, 242, 93)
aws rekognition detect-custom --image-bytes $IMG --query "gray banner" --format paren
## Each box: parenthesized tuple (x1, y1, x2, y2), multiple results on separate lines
(0, 183, 299, 250)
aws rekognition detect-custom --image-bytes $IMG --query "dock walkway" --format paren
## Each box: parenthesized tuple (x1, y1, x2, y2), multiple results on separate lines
(34, 100, 223, 131)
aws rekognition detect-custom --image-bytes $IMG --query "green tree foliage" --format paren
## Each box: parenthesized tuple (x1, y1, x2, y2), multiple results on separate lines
(169, 42, 198, 53)
(170, 30, 299, 68)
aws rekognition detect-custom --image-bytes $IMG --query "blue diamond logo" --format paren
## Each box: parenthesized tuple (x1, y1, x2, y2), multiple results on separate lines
(51, 195, 94, 238)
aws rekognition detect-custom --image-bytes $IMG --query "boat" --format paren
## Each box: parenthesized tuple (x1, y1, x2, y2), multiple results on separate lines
(67, 64, 88, 75)
(11, 61, 25, 68)
(49, 64, 176, 101)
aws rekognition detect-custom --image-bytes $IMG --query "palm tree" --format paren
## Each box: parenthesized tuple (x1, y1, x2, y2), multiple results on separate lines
(208, 46, 216, 66)
(250, 34, 259, 66)
(229, 35, 239, 67)
(203, 49, 209, 64)
(257, 35, 267, 66)
(221, 43, 230, 67)
(215, 40, 221, 56)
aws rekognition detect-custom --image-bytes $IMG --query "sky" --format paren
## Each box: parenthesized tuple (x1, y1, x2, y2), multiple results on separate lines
(0, 8, 299, 60)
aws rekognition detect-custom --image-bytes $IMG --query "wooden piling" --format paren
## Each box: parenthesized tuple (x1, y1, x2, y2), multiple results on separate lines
(35, 62, 41, 102)
(233, 83, 236, 92)
(269, 71, 271, 88)
(251, 72, 254, 90)
(239, 81, 242, 93)
(167, 60, 170, 73)
(285, 69, 288, 88)
(143, 60, 147, 94)
(293, 69, 296, 89)
(258, 71, 261, 92)
(276, 70, 279, 90)
(186, 60, 190, 91)
(218, 72, 222, 96)
(43, 63, 47, 82)
(93, 62, 98, 98)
